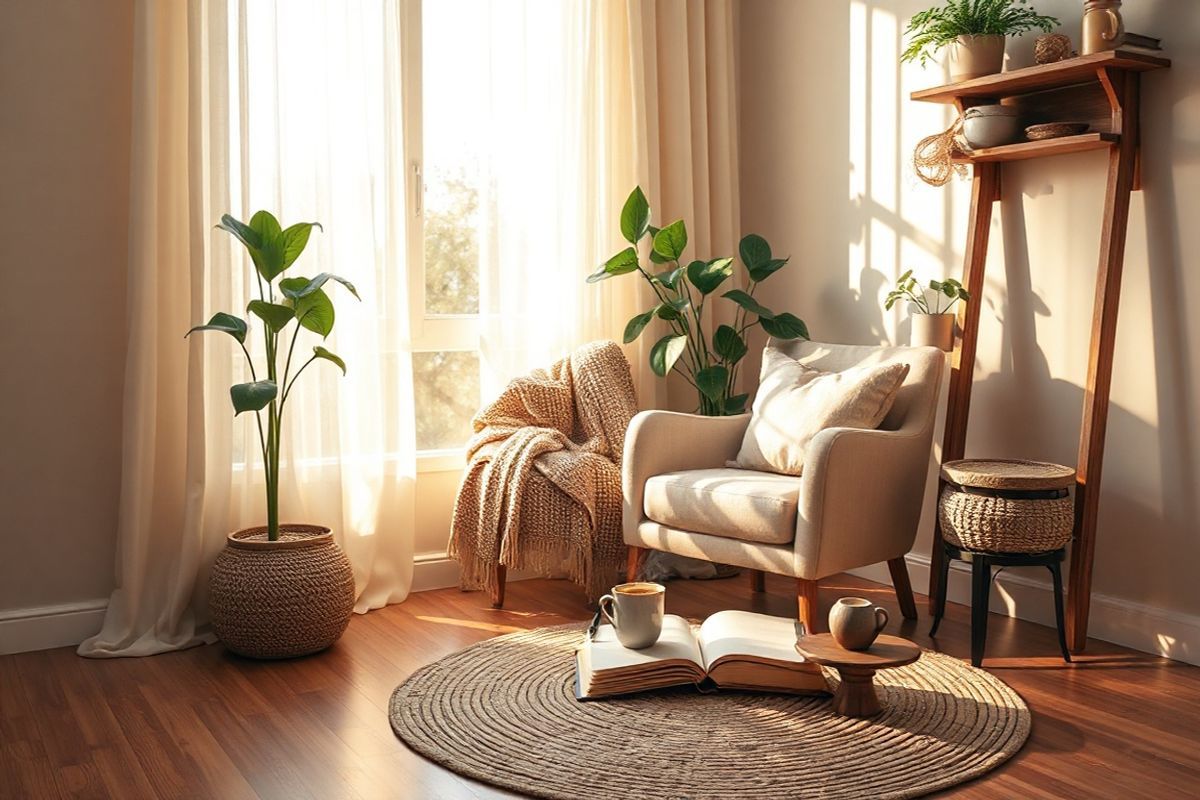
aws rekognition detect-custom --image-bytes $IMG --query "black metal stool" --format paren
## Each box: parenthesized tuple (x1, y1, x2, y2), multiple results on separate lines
(929, 540, 1072, 667)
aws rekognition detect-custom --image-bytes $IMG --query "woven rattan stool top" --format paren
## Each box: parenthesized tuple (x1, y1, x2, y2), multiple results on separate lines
(941, 459, 1075, 492)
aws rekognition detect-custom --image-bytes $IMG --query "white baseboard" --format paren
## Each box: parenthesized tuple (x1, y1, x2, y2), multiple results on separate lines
(0, 599, 108, 656)
(849, 554, 1200, 667)
(411, 551, 539, 594)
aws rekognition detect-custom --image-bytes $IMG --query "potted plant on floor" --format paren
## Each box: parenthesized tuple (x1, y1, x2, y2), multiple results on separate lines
(588, 187, 809, 416)
(902, 0, 1059, 81)
(885, 270, 970, 351)
(187, 211, 359, 658)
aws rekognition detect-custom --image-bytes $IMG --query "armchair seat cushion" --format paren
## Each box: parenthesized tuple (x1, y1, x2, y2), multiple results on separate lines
(643, 468, 801, 545)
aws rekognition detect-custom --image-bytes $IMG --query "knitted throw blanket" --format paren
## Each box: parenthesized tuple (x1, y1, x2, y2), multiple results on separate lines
(448, 341, 638, 601)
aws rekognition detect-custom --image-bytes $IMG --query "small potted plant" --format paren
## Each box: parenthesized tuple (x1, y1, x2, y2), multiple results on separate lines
(187, 211, 359, 659)
(588, 187, 809, 416)
(885, 270, 970, 351)
(902, 0, 1059, 81)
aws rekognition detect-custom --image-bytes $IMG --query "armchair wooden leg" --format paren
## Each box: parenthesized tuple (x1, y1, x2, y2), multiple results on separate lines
(887, 556, 919, 621)
(796, 578, 821, 633)
(491, 564, 507, 608)
(626, 546, 647, 582)
(749, 569, 766, 593)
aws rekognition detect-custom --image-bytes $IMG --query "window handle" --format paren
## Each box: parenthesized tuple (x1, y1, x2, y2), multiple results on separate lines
(413, 162, 422, 216)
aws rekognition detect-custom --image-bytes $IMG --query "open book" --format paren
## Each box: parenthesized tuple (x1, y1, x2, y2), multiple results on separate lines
(575, 610, 830, 700)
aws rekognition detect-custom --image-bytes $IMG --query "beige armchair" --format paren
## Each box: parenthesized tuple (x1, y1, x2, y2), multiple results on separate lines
(623, 340, 944, 633)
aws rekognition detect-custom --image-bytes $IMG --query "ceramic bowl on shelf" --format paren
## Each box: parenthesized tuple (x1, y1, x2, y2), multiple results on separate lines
(962, 105, 1021, 149)
(1025, 122, 1090, 141)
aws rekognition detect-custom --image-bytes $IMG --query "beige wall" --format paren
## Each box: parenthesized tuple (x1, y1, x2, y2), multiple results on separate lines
(739, 0, 1200, 626)
(0, 1, 135, 611)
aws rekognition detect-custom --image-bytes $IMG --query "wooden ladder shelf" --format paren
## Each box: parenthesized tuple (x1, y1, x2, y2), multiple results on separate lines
(911, 49, 1170, 653)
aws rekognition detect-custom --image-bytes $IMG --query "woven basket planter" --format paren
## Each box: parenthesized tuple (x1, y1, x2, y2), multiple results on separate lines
(939, 487, 1074, 553)
(210, 524, 355, 659)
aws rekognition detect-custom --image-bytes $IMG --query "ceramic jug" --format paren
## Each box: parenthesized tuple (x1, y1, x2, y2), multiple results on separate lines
(1082, 0, 1124, 55)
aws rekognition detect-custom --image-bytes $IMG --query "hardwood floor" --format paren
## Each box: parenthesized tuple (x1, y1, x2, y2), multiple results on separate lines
(3, 571, 1199, 799)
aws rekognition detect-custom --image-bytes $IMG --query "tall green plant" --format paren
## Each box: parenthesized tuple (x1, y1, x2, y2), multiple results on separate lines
(588, 187, 809, 416)
(187, 211, 359, 541)
(901, 0, 1058, 66)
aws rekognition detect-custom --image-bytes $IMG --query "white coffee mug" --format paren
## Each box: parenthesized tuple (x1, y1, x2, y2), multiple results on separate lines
(598, 582, 665, 649)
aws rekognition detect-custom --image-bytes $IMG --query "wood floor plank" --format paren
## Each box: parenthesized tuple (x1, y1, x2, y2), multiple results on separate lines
(1, 570, 1198, 799)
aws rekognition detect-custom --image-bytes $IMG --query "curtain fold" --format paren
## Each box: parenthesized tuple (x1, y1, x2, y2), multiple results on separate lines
(628, 0, 744, 410)
(80, 0, 416, 658)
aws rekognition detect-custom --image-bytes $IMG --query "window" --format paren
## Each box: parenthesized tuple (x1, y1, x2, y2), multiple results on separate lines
(408, 0, 489, 461)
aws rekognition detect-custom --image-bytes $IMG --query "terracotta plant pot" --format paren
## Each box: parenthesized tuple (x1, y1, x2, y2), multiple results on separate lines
(947, 34, 1005, 81)
(911, 313, 956, 351)
(209, 524, 355, 659)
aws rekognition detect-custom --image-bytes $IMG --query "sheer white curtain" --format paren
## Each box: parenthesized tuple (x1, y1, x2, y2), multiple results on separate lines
(468, 0, 740, 412)
(463, 1, 661, 407)
(80, 0, 415, 657)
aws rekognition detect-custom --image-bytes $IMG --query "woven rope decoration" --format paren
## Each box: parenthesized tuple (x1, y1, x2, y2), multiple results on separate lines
(391, 624, 1031, 800)
(914, 116, 970, 187)
(1034, 33, 1074, 64)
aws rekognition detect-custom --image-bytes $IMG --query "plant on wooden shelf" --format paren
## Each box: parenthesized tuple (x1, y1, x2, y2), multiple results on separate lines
(885, 270, 970, 351)
(901, 0, 1059, 81)
(588, 187, 809, 416)
(186, 211, 359, 659)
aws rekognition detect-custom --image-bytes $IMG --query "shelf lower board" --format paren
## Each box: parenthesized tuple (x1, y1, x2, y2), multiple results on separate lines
(952, 132, 1118, 163)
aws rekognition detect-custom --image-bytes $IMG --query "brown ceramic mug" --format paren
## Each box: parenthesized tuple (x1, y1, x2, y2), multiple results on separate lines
(829, 597, 889, 650)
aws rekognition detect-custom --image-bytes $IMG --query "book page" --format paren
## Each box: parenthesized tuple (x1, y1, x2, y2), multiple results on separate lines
(583, 614, 703, 673)
(696, 610, 807, 670)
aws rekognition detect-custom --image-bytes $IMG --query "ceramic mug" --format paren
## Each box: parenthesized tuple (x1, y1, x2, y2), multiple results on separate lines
(829, 597, 889, 650)
(598, 582, 665, 649)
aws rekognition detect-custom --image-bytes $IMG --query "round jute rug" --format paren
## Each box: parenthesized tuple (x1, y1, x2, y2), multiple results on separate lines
(390, 625, 1030, 800)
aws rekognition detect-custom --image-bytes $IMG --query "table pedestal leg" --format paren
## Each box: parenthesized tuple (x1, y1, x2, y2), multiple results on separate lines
(831, 667, 881, 718)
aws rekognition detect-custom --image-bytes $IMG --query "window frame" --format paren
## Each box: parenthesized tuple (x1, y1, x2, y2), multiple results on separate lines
(402, 0, 482, 473)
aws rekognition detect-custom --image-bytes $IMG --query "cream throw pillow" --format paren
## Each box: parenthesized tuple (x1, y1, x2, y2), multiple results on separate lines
(732, 349, 910, 476)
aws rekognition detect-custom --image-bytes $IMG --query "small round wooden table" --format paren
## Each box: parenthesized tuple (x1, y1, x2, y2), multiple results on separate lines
(795, 634, 922, 718)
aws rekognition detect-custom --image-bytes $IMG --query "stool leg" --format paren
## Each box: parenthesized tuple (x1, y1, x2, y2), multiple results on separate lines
(1048, 560, 1073, 663)
(970, 556, 990, 668)
(929, 545, 951, 637)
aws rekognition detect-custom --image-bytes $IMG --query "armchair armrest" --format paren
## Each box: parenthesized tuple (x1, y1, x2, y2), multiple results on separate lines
(794, 425, 935, 579)
(622, 410, 751, 542)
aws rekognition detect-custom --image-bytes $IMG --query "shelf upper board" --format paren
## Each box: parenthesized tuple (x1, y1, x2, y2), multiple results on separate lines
(912, 50, 1170, 104)
(952, 132, 1118, 163)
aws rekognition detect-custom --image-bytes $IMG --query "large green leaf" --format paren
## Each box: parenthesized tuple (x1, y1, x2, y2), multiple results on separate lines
(623, 309, 657, 344)
(652, 220, 688, 262)
(620, 186, 651, 245)
(230, 380, 277, 415)
(725, 393, 749, 415)
(586, 247, 640, 283)
(696, 365, 729, 402)
(289, 287, 335, 338)
(653, 266, 685, 290)
(722, 289, 775, 320)
(760, 312, 809, 340)
(739, 234, 771, 271)
(186, 312, 247, 344)
(649, 334, 688, 377)
(247, 300, 295, 333)
(713, 324, 748, 363)
(686, 257, 734, 296)
(748, 257, 789, 283)
(249, 210, 287, 281)
(279, 272, 360, 301)
(282, 221, 322, 269)
(216, 215, 261, 251)
(312, 345, 346, 375)
(655, 298, 691, 322)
